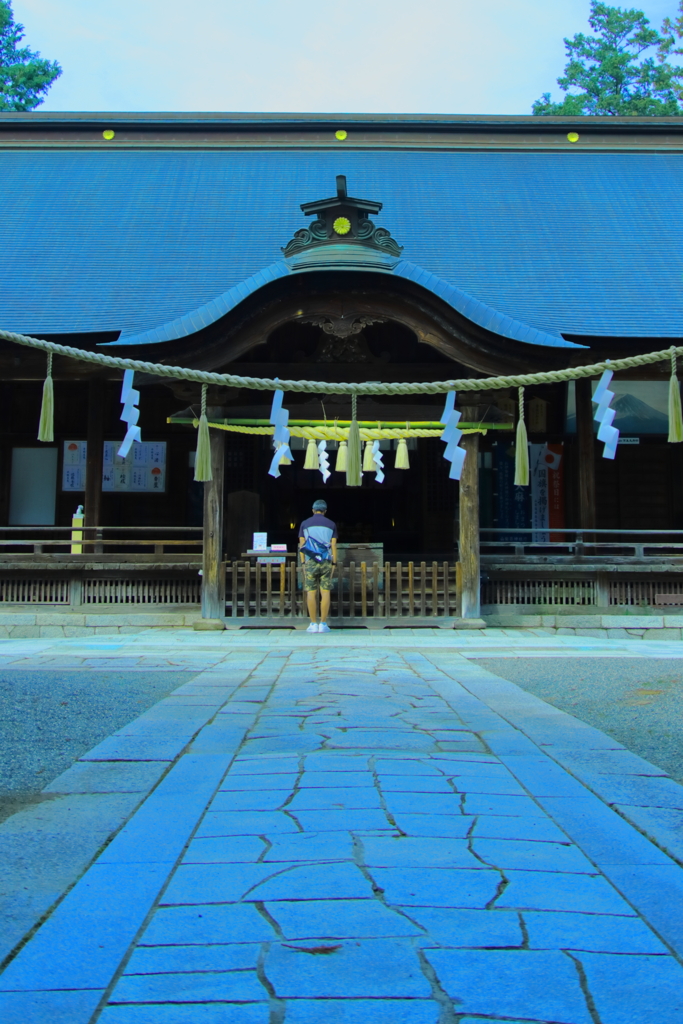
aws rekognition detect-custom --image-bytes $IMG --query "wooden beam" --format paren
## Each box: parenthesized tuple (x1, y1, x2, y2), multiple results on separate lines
(200, 428, 226, 624)
(576, 378, 596, 530)
(85, 379, 104, 535)
(459, 433, 481, 618)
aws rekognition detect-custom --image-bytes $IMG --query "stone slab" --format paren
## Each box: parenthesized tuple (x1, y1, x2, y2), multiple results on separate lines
(574, 951, 683, 1023)
(0, 861, 170, 991)
(283, 1001, 439, 1024)
(98, 1005, 270, 1023)
(43, 761, 167, 794)
(523, 910, 668, 954)
(264, 939, 432, 998)
(0, 989, 104, 1024)
(495, 870, 634, 915)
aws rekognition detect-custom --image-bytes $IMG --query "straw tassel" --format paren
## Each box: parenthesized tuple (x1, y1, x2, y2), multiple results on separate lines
(669, 347, 683, 443)
(346, 393, 362, 486)
(194, 384, 213, 481)
(304, 438, 319, 469)
(395, 437, 410, 469)
(335, 440, 348, 472)
(514, 386, 529, 486)
(363, 440, 375, 471)
(37, 353, 54, 442)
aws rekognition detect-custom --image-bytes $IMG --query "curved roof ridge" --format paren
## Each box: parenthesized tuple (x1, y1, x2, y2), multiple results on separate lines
(104, 257, 586, 350)
(105, 261, 292, 347)
(393, 261, 585, 349)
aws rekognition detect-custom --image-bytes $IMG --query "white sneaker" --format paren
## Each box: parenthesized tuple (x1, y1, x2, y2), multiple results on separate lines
(318, 622, 331, 633)
(306, 622, 319, 633)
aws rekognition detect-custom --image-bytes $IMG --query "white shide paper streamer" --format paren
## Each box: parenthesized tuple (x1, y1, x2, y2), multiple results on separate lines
(372, 440, 385, 483)
(440, 391, 466, 480)
(318, 440, 330, 483)
(268, 386, 293, 478)
(118, 369, 142, 458)
(592, 369, 619, 459)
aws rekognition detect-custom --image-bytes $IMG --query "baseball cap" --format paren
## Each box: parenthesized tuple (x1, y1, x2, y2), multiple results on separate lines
(312, 499, 327, 512)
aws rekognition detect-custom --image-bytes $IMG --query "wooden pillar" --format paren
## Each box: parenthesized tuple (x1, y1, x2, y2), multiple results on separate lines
(85, 379, 104, 540)
(200, 428, 226, 624)
(576, 378, 596, 530)
(459, 433, 481, 619)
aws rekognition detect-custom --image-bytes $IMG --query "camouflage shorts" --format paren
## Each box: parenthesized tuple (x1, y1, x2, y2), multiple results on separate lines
(303, 558, 334, 591)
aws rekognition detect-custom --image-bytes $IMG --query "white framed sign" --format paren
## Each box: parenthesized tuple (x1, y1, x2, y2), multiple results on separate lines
(62, 441, 167, 493)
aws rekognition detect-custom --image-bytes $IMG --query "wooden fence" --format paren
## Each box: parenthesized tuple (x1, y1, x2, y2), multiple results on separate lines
(226, 561, 459, 625)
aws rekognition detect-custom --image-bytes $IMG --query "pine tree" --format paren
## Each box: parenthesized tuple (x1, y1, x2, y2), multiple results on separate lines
(0, 0, 61, 112)
(658, 0, 683, 101)
(533, 2, 682, 116)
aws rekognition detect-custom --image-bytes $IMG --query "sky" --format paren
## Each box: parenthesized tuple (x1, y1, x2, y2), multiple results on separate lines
(11, 0, 681, 114)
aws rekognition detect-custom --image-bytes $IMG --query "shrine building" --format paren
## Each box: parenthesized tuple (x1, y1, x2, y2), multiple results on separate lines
(0, 111, 681, 627)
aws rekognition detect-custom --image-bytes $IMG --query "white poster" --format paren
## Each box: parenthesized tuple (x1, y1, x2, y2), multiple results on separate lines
(62, 441, 87, 492)
(62, 441, 166, 492)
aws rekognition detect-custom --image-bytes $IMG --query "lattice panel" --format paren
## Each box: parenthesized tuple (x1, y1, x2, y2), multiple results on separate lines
(0, 578, 70, 604)
(610, 579, 683, 606)
(481, 578, 596, 606)
(82, 578, 201, 605)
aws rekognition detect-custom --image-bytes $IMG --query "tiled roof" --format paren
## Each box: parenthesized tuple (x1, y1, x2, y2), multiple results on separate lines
(1, 148, 681, 347)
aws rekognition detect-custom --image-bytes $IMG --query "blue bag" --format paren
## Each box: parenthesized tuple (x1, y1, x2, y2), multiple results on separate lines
(301, 530, 331, 563)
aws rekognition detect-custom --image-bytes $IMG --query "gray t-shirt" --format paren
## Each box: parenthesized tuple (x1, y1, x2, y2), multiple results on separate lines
(299, 515, 337, 562)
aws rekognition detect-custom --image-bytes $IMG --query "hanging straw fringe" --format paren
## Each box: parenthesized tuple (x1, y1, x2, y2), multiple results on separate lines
(514, 386, 529, 486)
(395, 437, 410, 469)
(346, 393, 362, 486)
(304, 438, 319, 469)
(194, 384, 213, 481)
(669, 347, 683, 443)
(335, 441, 348, 472)
(37, 353, 54, 442)
(363, 440, 375, 471)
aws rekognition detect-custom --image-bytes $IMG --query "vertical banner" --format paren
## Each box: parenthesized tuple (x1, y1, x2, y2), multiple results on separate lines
(548, 443, 565, 541)
(530, 443, 564, 542)
(494, 441, 530, 541)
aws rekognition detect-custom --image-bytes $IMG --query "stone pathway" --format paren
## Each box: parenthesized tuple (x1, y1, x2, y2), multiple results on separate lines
(1, 633, 683, 1023)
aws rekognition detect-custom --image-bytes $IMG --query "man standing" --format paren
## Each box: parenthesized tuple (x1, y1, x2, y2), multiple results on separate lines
(298, 499, 338, 633)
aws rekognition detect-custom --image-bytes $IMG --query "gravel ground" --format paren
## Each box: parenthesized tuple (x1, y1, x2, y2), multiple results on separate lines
(0, 669, 195, 822)
(478, 657, 683, 784)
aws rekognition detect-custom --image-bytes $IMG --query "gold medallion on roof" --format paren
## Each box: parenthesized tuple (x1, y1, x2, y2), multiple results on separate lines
(333, 216, 351, 235)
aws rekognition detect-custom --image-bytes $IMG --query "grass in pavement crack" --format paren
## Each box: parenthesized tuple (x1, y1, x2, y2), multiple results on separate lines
(257, 942, 286, 1024)
(565, 951, 604, 1024)
(484, 873, 509, 910)
(368, 754, 407, 834)
(351, 835, 427, 934)
(256, 835, 273, 863)
(254, 902, 285, 940)
(283, 808, 304, 832)
(279, 755, 305, 809)
(518, 912, 530, 949)
(467, 831, 495, 869)
(417, 947, 462, 1024)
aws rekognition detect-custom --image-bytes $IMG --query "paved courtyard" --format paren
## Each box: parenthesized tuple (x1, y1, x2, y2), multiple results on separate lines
(1, 628, 683, 1023)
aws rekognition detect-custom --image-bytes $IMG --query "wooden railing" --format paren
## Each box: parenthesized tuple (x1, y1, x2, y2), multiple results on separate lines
(0, 526, 202, 556)
(226, 560, 459, 625)
(480, 528, 683, 564)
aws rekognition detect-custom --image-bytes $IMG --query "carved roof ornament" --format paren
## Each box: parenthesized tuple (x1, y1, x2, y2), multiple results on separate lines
(302, 314, 385, 338)
(282, 175, 403, 259)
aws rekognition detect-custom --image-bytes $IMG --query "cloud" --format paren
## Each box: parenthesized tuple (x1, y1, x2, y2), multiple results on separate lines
(12, 0, 680, 114)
